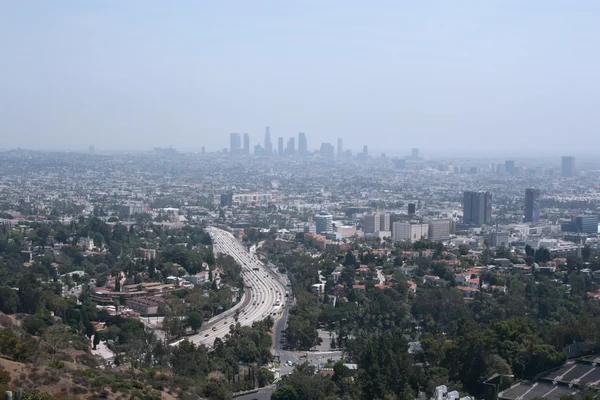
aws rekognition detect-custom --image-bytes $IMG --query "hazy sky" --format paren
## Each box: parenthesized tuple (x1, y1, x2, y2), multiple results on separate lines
(1, 1, 599, 156)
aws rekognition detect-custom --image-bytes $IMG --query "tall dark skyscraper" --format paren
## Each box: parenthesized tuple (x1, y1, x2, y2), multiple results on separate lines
(463, 191, 492, 225)
(264, 126, 272, 156)
(229, 133, 241, 155)
(337, 138, 343, 158)
(277, 137, 284, 156)
(363, 145, 369, 157)
(408, 203, 416, 215)
(243, 133, 249, 155)
(524, 188, 541, 223)
(562, 156, 575, 177)
(298, 132, 307, 155)
(220, 193, 233, 207)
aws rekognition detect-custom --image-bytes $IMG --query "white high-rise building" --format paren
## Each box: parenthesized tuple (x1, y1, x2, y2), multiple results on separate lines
(392, 221, 428, 242)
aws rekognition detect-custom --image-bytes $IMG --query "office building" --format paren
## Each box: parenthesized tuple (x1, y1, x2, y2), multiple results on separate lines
(482, 231, 509, 247)
(304, 223, 317, 234)
(363, 145, 369, 158)
(393, 158, 406, 169)
(337, 138, 343, 158)
(264, 126, 272, 156)
(298, 132, 307, 156)
(320, 143, 335, 159)
(411, 148, 419, 159)
(243, 133, 250, 155)
(524, 189, 541, 223)
(287, 137, 295, 156)
(278, 137, 284, 156)
(220, 193, 233, 207)
(379, 213, 390, 232)
(334, 224, 357, 239)
(392, 221, 428, 243)
(463, 191, 492, 225)
(229, 133, 241, 155)
(363, 213, 380, 234)
(233, 193, 272, 203)
(505, 160, 516, 174)
(408, 203, 416, 215)
(428, 219, 451, 242)
(314, 212, 333, 234)
(562, 156, 575, 177)
(574, 215, 599, 234)
(119, 204, 146, 218)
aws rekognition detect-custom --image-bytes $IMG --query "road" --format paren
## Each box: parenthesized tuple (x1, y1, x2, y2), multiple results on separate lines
(174, 227, 288, 348)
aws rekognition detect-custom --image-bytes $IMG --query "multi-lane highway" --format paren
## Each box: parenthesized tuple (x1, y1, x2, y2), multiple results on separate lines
(174, 227, 287, 348)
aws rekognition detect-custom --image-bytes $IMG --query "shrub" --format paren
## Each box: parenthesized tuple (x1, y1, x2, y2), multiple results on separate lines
(71, 386, 87, 395)
(48, 360, 64, 369)
(132, 381, 144, 389)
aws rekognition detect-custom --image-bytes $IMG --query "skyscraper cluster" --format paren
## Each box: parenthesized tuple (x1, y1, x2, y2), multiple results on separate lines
(231, 127, 311, 157)
(227, 127, 368, 159)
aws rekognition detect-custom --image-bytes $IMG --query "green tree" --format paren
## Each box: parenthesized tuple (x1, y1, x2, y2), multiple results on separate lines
(458, 244, 470, 256)
(257, 367, 275, 387)
(187, 311, 203, 333)
(22, 316, 47, 336)
(272, 385, 299, 400)
(534, 247, 551, 263)
(525, 244, 534, 257)
(582, 245, 592, 262)
(18, 274, 41, 314)
(170, 340, 209, 377)
(352, 329, 413, 400)
(0, 286, 19, 314)
(343, 250, 357, 267)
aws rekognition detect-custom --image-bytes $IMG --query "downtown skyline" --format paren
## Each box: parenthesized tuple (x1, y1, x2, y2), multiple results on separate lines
(2, 2, 600, 156)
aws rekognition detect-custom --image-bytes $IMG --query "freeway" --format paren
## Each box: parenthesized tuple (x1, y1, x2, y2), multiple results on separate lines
(175, 227, 287, 348)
